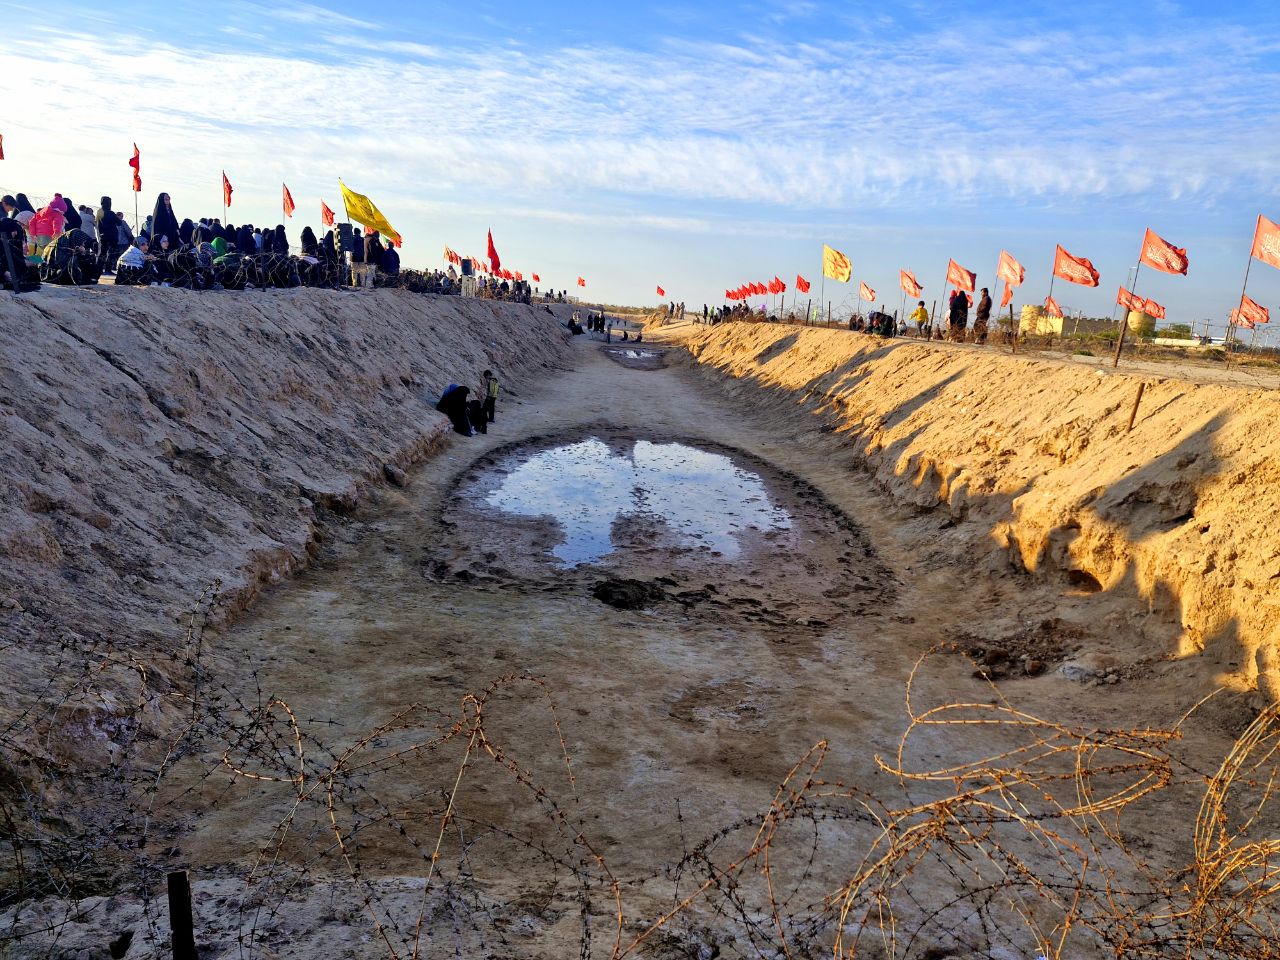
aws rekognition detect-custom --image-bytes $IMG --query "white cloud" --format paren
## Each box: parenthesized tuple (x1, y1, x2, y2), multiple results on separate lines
(249, 0, 382, 32)
(2, 15, 1279, 225)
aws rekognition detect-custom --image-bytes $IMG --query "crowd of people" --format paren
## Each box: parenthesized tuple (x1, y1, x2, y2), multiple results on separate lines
(0, 188, 564, 304)
(563, 310, 643, 342)
(677, 287, 1004, 346)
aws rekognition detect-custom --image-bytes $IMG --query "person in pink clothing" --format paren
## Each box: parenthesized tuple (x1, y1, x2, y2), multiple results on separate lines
(29, 194, 66, 256)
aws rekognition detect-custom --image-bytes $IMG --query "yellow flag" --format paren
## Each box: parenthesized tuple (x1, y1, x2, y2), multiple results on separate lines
(339, 180, 402, 247)
(822, 244, 851, 282)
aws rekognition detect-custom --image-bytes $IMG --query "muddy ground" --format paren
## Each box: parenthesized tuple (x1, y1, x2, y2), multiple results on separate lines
(5, 327, 1272, 959)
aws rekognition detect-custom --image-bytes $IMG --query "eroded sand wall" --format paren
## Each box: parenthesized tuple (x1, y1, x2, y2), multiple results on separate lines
(687, 323, 1280, 699)
(0, 288, 573, 651)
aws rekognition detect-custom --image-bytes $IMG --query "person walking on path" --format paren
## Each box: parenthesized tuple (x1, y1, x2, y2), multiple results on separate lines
(481, 369, 500, 424)
(909, 300, 929, 337)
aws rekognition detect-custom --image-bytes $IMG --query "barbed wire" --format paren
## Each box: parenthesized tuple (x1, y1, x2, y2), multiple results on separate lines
(3, 589, 1280, 958)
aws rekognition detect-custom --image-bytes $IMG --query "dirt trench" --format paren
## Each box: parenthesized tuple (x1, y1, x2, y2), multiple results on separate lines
(6, 330, 1270, 959)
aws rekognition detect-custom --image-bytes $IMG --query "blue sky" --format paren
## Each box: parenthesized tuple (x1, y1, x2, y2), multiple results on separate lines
(2, 0, 1280, 338)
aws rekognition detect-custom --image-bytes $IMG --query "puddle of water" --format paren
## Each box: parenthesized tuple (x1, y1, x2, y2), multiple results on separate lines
(484, 439, 791, 566)
(621, 349, 658, 359)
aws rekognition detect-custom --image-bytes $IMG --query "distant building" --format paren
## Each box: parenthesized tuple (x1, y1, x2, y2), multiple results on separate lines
(1019, 305, 1124, 337)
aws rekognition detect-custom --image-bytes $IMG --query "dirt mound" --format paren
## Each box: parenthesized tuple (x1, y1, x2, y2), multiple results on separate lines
(681, 322, 1280, 704)
(591, 577, 666, 608)
(0, 286, 576, 860)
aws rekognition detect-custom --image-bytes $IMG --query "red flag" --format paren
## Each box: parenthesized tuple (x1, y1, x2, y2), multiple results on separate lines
(514, 271, 523, 281)
(1117, 286, 1144, 312)
(1141, 298, 1166, 320)
(486, 229, 501, 272)
(577, 277, 586, 287)
(129, 143, 141, 192)
(1000, 282, 1012, 308)
(1052, 244, 1100, 287)
(532, 273, 540, 282)
(1044, 295, 1063, 318)
(859, 281, 875, 302)
(0, 133, 5, 161)
(1139, 228, 1188, 276)
(222, 171, 233, 208)
(899, 269, 922, 298)
(1231, 309, 1254, 330)
(282, 183, 295, 218)
(997, 250, 1025, 287)
(656, 285, 665, 297)
(1239, 293, 1270, 325)
(946, 259, 976, 292)
(796, 274, 810, 294)
(1250, 215, 1280, 270)
(320, 200, 335, 227)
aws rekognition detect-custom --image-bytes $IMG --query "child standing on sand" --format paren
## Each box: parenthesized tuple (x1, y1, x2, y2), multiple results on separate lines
(481, 370, 500, 424)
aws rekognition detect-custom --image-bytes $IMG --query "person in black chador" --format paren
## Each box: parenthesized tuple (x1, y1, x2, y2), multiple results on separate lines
(96, 197, 122, 274)
(436, 384, 474, 436)
(0, 218, 39, 291)
(150, 193, 180, 249)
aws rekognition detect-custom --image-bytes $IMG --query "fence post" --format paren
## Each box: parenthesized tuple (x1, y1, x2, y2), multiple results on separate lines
(1126, 382, 1146, 432)
(168, 871, 197, 960)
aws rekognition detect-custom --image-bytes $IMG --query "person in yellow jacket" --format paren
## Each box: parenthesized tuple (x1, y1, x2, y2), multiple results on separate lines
(481, 370, 500, 424)
(909, 300, 930, 337)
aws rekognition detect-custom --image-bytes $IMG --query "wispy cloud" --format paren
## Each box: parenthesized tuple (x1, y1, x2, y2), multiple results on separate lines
(6, 13, 1280, 220)
(248, 0, 381, 32)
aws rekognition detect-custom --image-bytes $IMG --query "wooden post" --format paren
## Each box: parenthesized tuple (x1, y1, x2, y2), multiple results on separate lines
(1126, 382, 1146, 432)
(1113, 311, 1128, 366)
(168, 871, 197, 960)
(805, 298, 811, 326)
(1113, 263, 1144, 368)
(1009, 304, 1017, 354)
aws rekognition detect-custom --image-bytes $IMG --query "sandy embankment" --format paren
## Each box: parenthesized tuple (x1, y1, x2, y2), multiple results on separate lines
(681, 322, 1280, 701)
(0, 288, 573, 752)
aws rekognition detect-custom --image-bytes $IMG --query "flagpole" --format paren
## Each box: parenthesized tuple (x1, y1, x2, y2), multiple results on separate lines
(1112, 261, 1143, 368)
(221, 170, 226, 225)
(937, 263, 949, 330)
(1228, 253, 1255, 348)
(819, 268, 825, 329)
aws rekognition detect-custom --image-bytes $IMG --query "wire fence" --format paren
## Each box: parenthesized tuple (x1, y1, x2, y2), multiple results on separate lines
(3, 584, 1279, 958)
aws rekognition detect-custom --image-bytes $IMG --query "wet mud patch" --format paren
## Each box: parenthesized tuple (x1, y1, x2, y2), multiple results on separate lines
(601, 344, 669, 369)
(423, 426, 893, 628)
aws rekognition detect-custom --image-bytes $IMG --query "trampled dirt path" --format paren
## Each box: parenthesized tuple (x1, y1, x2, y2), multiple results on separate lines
(20, 324, 1260, 958)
